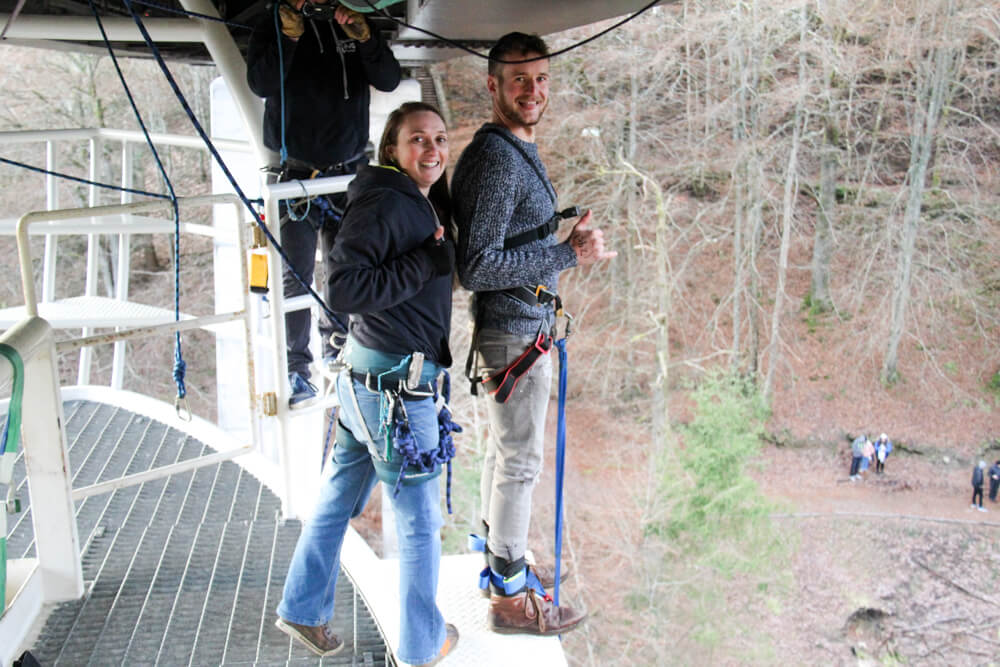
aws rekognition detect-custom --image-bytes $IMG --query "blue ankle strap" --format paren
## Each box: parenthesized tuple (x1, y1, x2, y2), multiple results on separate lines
(468, 533, 487, 552)
(469, 533, 547, 596)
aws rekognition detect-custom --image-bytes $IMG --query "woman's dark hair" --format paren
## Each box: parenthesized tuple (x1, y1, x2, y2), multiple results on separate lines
(377, 101, 452, 231)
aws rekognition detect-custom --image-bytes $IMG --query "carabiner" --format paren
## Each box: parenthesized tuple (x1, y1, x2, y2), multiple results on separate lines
(174, 396, 192, 422)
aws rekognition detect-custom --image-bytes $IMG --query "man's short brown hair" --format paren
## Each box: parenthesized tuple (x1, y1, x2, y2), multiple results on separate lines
(487, 32, 550, 78)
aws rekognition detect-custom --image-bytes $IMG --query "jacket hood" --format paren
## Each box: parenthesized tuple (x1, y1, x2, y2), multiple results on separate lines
(347, 164, 423, 204)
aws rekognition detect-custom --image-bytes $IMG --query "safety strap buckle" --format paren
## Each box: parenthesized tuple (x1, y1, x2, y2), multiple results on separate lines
(533, 284, 556, 306)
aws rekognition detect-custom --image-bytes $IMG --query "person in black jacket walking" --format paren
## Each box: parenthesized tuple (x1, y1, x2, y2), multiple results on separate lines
(275, 102, 458, 666)
(989, 460, 1000, 503)
(247, 0, 401, 408)
(971, 461, 987, 511)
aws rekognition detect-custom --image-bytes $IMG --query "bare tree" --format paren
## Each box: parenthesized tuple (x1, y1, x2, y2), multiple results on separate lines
(882, 1, 963, 384)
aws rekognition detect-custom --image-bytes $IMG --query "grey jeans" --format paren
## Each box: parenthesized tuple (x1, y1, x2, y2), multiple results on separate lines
(475, 327, 553, 562)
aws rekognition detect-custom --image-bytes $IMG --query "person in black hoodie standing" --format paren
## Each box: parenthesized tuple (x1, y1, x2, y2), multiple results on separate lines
(989, 460, 1000, 503)
(971, 461, 987, 512)
(275, 102, 458, 667)
(247, 0, 400, 408)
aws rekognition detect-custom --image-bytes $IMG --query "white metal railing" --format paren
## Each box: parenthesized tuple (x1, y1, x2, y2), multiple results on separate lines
(1, 119, 355, 517)
(261, 174, 352, 516)
(0, 317, 84, 667)
(0, 127, 254, 387)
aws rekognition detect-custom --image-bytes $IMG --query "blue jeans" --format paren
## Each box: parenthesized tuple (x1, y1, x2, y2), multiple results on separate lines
(278, 372, 446, 664)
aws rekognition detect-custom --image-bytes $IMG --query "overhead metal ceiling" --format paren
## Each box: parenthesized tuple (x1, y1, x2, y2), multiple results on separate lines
(0, 0, 654, 63)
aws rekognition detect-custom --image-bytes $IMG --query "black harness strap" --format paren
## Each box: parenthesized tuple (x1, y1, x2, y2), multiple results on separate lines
(480, 126, 556, 205)
(480, 330, 553, 403)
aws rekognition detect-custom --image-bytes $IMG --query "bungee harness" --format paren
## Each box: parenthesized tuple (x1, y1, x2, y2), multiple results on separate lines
(465, 315, 572, 603)
(461, 126, 577, 604)
(339, 348, 462, 513)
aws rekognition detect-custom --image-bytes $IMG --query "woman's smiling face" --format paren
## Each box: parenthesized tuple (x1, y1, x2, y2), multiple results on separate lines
(387, 110, 449, 195)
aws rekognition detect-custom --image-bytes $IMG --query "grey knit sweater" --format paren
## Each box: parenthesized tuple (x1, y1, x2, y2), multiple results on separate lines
(452, 123, 578, 336)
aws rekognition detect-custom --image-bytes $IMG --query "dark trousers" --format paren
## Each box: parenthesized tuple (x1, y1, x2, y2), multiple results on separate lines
(849, 456, 861, 476)
(989, 478, 999, 502)
(280, 191, 348, 379)
(875, 459, 885, 474)
(972, 485, 983, 507)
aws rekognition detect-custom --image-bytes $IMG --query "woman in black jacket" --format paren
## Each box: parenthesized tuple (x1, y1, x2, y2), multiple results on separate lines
(275, 102, 459, 666)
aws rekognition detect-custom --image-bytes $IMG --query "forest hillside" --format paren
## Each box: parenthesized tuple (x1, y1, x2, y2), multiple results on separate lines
(431, 2, 1000, 663)
(1, 0, 998, 664)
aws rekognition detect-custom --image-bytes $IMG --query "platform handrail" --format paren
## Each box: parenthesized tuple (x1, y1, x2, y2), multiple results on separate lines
(0, 317, 84, 665)
(261, 174, 352, 516)
(0, 127, 253, 153)
(14, 193, 241, 317)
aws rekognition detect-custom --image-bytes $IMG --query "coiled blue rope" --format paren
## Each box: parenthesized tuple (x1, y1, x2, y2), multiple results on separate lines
(387, 371, 462, 513)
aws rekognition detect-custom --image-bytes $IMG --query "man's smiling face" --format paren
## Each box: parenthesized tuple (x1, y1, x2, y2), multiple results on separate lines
(489, 52, 550, 131)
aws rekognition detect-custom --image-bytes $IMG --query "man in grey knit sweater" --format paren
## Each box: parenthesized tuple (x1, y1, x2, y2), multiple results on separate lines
(452, 32, 615, 636)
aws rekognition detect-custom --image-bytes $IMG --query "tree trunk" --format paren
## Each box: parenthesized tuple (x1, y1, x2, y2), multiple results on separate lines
(810, 124, 837, 312)
(883, 23, 960, 384)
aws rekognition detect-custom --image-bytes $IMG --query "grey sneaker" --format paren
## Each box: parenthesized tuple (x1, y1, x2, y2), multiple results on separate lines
(275, 617, 344, 657)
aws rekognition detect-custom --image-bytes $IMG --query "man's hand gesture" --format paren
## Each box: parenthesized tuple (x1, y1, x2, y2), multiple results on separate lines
(567, 210, 616, 265)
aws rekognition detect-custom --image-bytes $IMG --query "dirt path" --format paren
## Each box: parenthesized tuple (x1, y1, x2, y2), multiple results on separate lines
(753, 443, 1000, 523)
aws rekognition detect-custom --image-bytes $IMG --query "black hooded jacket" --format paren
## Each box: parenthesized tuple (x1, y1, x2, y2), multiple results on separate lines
(246, 8, 401, 167)
(327, 165, 453, 366)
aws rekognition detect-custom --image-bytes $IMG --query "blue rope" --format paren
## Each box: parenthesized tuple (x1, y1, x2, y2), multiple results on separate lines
(273, 2, 289, 166)
(117, 0, 348, 334)
(130, 0, 253, 29)
(272, 2, 312, 224)
(435, 371, 462, 513)
(89, 0, 186, 401)
(0, 156, 170, 200)
(553, 337, 569, 607)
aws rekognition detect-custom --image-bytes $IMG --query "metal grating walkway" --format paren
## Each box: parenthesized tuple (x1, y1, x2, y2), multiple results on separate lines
(5, 399, 391, 666)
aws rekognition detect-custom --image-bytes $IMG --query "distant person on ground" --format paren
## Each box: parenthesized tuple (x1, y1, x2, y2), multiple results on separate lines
(247, 0, 401, 408)
(874, 433, 892, 474)
(452, 31, 615, 636)
(849, 434, 867, 480)
(859, 437, 875, 478)
(275, 103, 459, 665)
(971, 461, 987, 512)
(989, 460, 1000, 503)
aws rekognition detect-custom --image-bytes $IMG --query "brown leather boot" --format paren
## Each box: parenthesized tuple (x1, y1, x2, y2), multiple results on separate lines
(488, 588, 586, 636)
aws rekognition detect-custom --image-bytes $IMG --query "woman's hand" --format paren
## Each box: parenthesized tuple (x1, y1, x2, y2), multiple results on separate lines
(421, 227, 454, 277)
